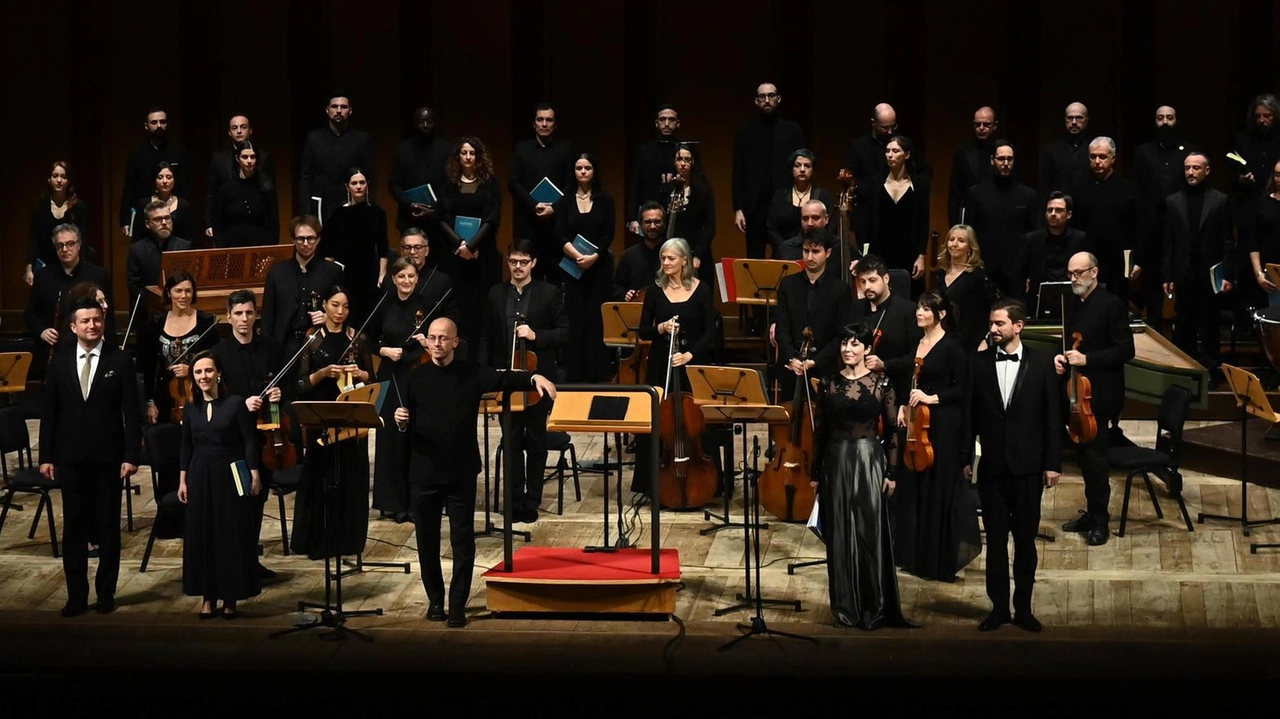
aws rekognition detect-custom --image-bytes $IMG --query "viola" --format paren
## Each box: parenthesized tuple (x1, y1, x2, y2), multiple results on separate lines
(510, 312, 540, 409)
(759, 327, 818, 522)
(656, 315, 718, 510)
(167, 336, 192, 424)
(903, 357, 935, 472)
(1065, 331, 1098, 444)
(258, 372, 299, 471)
(406, 288, 454, 368)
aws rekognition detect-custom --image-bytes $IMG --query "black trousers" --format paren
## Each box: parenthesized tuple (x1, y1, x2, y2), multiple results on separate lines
(506, 400, 550, 512)
(1172, 270, 1222, 363)
(977, 466, 1044, 615)
(410, 478, 476, 614)
(745, 207, 770, 259)
(60, 461, 124, 605)
(1077, 412, 1115, 523)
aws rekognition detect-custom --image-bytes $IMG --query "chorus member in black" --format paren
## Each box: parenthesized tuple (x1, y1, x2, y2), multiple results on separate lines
(627, 105, 681, 234)
(867, 136, 931, 287)
(772, 228, 854, 401)
(438, 137, 502, 354)
(1038, 102, 1091, 197)
(211, 290, 284, 579)
(932, 225, 992, 351)
(395, 318, 557, 626)
(372, 259, 430, 521)
(25, 224, 113, 380)
(812, 324, 915, 630)
(554, 153, 616, 381)
(261, 216, 346, 365)
(732, 82, 807, 260)
(291, 286, 374, 560)
(211, 142, 278, 248)
(389, 107, 452, 237)
(962, 141, 1039, 296)
(1161, 152, 1235, 366)
(178, 351, 262, 619)
(510, 103, 575, 277)
(39, 297, 141, 617)
(204, 114, 276, 241)
(1072, 137, 1141, 301)
(481, 240, 570, 521)
(851, 255, 922, 403)
(1248, 160, 1280, 307)
(119, 106, 188, 235)
(1229, 95, 1280, 253)
(126, 200, 193, 306)
(844, 103, 896, 244)
(323, 168, 388, 330)
(139, 271, 219, 426)
(892, 290, 980, 582)
(299, 91, 375, 223)
(765, 149, 836, 256)
(614, 202, 665, 301)
(970, 298, 1061, 633)
(1132, 106, 1187, 330)
(129, 162, 196, 242)
(1054, 252, 1135, 545)
(663, 144, 717, 286)
(1015, 192, 1089, 301)
(26, 161, 90, 286)
(948, 107, 998, 226)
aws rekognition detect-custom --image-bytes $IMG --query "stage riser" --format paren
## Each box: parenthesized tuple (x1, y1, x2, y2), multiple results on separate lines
(485, 582, 676, 615)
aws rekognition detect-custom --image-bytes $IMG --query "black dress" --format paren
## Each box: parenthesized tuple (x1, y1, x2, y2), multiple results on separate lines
(139, 312, 220, 425)
(812, 371, 912, 629)
(554, 192, 616, 381)
(439, 177, 503, 355)
(291, 328, 374, 559)
(868, 176, 931, 278)
(892, 333, 981, 581)
(29, 198, 91, 270)
(765, 186, 836, 252)
(662, 179, 717, 286)
(933, 267, 992, 351)
(180, 396, 262, 602)
(372, 294, 427, 514)
(324, 202, 388, 330)
(211, 173, 279, 248)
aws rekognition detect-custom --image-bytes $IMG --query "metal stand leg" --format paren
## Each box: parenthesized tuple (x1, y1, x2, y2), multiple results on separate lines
(702, 422, 768, 536)
(477, 412, 530, 542)
(1198, 403, 1280, 536)
(586, 432, 619, 552)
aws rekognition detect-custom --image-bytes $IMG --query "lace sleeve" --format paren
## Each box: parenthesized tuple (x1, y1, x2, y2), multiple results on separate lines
(879, 374, 899, 475)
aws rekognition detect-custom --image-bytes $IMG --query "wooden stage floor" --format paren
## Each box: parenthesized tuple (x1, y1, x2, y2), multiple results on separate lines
(2, 417, 1279, 713)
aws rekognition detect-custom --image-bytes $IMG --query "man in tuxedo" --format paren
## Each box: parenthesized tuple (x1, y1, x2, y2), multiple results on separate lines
(627, 105, 681, 235)
(772, 228, 854, 400)
(480, 240, 569, 522)
(1162, 152, 1235, 367)
(510, 103, 575, 279)
(970, 298, 1061, 633)
(1055, 252, 1135, 545)
(949, 106, 999, 225)
(25, 223, 114, 379)
(851, 254, 922, 401)
(205, 114, 275, 241)
(732, 82, 807, 259)
(963, 140, 1040, 296)
(39, 297, 142, 617)
(298, 90, 376, 222)
(1015, 192, 1089, 303)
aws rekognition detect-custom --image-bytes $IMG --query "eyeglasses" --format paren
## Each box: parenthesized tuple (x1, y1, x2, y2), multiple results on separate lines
(425, 335, 454, 344)
(507, 258, 533, 267)
(400, 244, 427, 252)
(293, 235, 320, 244)
(756, 93, 779, 100)
(1067, 267, 1097, 278)
(973, 121, 996, 128)
(54, 240, 80, 250)
(149, 216, 173, 224)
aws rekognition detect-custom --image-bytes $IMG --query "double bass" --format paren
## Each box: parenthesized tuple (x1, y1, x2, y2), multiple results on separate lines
(656, 315, 718, 510)
(903, 357, 935, 472)
(1065, 331, 1097, 444)
(836, 168, 857, 286)
(759, 327, 818, 522)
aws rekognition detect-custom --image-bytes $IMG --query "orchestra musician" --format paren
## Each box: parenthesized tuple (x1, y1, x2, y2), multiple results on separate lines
(396, 227, 457, 317)
(139, 270, 219, 426)
(613, 202, 665, 301)
(851, 255, 923, 404)
(25, 223, 114, 379)
(663, 144, 717, 286)
(261, 216, 346, 371)
(771, 228, 854, 401)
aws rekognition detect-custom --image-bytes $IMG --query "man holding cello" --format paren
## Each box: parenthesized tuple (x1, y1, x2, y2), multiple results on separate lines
(1054, 251, 1134, 546)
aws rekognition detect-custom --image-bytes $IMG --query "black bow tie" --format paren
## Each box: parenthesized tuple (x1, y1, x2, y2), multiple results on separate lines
(996, 353, 1019, 362)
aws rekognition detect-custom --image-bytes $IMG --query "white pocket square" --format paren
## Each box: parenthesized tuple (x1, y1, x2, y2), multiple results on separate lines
(104, 370, 116, 378)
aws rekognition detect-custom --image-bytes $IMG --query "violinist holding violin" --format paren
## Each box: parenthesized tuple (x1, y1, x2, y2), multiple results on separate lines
(211, 290, 284, 579)
(1054, 252, 1134, 546)
(772, 228, 853, 401)
(481, 240, 570, 523)
(140, 270, 219, 425)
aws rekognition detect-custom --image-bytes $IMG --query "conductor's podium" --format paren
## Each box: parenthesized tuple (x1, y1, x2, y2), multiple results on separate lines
(482, 385, 681, 616)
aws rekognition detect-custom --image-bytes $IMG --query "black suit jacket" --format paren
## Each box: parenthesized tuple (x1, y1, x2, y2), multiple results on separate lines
(40, 344, 141, 467)
(480, 279, 570, 375)
(775, 270, 854, 377)
(970, 345, 1062, 477)
(948, 139, 995, 225)
(849, 293, 922, 399)
(1063, 287, 1135, 419)
(1162, 188, 1235, 284)
(732, 115, 807, 215)
(963, 179, 1041, 277)
(1016, 228, 1090, 299)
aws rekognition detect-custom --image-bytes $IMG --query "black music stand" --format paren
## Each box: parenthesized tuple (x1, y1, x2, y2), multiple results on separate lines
(719, 434, 815, 651)
(272, 400, 384, 642)
(0, 352, 31, 407)
(1199, 365, 1280, 544)
(479, 394, 531, 543)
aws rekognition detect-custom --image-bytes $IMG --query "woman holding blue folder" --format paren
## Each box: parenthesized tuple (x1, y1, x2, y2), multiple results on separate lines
(554, 153, 616, 381)
(439, 137, 502, 354)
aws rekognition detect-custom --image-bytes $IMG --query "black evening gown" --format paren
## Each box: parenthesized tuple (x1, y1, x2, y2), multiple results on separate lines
(180, 396, 262, 602)
(892, 333, 981, 581)
(324, 202, 388, 330)
(139, 312, 220, 425)
(371, 294, 426, 514)
(291, 329, 373, 559)
(554, 192, 616, 381)
(812, 371, 912, 630)
(933, 267, 992, 351)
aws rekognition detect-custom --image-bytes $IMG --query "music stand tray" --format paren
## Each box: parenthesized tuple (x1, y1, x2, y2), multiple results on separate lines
(0, 352, 32, 401)
(272, 400, 383, 642)
(1200, 365, 1280, 542)
(730, 259, 802, 306)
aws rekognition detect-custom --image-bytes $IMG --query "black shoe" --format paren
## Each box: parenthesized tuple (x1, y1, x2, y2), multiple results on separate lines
(447, 613, 467, 628)
(1087, 524, 1110, 546)
(257, 563, 277, 579)
(1062, 511, 1091, 533)
(427, 604, 447, 622)
(978, 611, 1011, 632)
(1013, 613, 1042, 633)
(61, 602, 89, 618)
(87, 546, 100, 559)
(95, 596, 116, 615)
(514, 507, 538, 524)
(393, 512, 413, 524)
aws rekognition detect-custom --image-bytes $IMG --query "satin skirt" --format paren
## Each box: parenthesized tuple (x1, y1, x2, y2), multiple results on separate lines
(821, 437, 911, 630)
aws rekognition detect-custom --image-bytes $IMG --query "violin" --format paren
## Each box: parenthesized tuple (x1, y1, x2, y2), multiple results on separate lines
(836, 169, 857, 285)
(257, 371, 299, 471)
(406, 288, 453, 368)
(665, 176, 688, 240)
(759, 327, 818, 522)
(167, 336, 192, 424)
(510, 312, 540, 409)
(304, 291, 324, 340)
(656, 315, 718, 510)
(903, 357, 935, 472)
(1065, 331, 1098, 444)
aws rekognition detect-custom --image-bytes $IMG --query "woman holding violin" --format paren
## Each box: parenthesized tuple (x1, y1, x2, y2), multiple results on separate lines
(140, 270, 219, 426)
(292, 285, 375, 560)
(373, 258, 432, 523)
(811, 323, 916, 630)
(892, 289, 980, 582)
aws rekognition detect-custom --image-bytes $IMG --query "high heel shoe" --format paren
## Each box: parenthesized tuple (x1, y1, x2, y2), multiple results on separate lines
(222, 603, 238, 620)
(199, 602, 218, 620)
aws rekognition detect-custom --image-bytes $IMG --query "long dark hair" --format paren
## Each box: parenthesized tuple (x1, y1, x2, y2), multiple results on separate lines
(573, 153, 604, 194)
(44, 160, 80, 207)
(446, 136, 495, 185)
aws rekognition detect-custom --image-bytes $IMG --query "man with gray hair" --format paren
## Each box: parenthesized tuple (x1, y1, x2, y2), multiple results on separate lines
(1039, 102, 1092, 196)
(1071, 136, 1141, 303)
(24, 223, 114, 379)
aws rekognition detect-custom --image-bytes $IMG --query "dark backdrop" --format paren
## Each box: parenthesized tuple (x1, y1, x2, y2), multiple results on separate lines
(3, 0, 1277, 310)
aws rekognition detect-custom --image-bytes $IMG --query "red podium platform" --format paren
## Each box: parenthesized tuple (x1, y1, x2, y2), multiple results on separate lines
(483, 547, 681, 615)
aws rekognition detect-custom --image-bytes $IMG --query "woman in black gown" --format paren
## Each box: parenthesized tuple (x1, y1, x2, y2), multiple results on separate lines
(1249, 159, 1280, 307)
(292, 285, 375, 560)
(867, 135, 931, 292)
(323, 168, 388, 330)
(211, 141, 279, 248)
(178, 351, 261, 619)
(139, 271, 220, 426)
(554, 153, 616, 381)
(765, 148, 835, 255)
(812, 323, 916, 630)
(372, 258, 427, 522)
(26, 160, 90, 285)
(932, 224, 992, 351)
(662, 144, 717, 286)
(892, 290, 980, 582)
(439, 137, 502, 354)
(132, 162, 196, 241)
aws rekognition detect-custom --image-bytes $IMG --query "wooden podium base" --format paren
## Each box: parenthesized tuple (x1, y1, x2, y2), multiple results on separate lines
(483, 547, 680, 615)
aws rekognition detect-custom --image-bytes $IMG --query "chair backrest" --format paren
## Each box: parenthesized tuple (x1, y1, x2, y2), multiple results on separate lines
(1155, 384, 1193, 462)
(144, 423, 183, 497)
(888, 269, 912, 300)
(0, 405, 34, 470)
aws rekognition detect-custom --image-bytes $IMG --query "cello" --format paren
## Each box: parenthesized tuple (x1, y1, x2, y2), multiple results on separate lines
(903, 357, 935, 472)
(656, 315, 718, 510)
(759, 327, 818, 522)
(1065, 331, 1097, 444)
(836, 168, 857, 286)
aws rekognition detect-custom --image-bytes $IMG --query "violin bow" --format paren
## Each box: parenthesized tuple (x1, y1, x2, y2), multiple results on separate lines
(119, 293, 144, 351)
(404, 287, 454, 345)
(259, 331, 322, 398)
(166, 319, 220, 370)
(335, 288, 393, 366)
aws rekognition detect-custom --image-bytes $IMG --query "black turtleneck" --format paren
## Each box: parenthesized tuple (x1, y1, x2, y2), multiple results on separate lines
(948, 137, 996, 225)
(732, 112, 807, 215)
(963, 173, 1040, 279)
(1039, 132, 1093, 197)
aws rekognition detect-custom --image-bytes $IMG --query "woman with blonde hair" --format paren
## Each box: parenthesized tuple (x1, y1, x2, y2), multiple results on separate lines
(932, 224, 992, 350)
